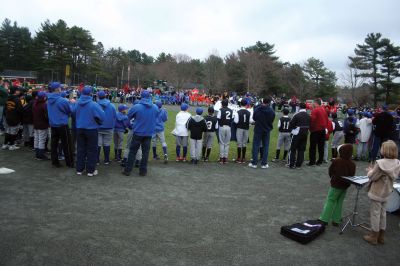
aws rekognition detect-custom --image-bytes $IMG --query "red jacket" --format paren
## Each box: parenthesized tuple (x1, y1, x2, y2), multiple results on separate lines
(310, 106, 329, 132)
(325, 121, 334, 140)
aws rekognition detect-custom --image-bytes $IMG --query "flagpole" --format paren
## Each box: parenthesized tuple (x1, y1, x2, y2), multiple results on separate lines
(128, 63, 130, 87)
(121, 65, 124, 89)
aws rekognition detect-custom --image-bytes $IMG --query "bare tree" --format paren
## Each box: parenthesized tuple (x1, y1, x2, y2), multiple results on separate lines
(203, 51, 227, 94)
(340, 59, 367, 105)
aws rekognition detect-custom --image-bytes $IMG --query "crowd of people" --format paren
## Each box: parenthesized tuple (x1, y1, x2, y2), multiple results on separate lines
(1, 79, 400, 171)
(1, 78, 400, 245)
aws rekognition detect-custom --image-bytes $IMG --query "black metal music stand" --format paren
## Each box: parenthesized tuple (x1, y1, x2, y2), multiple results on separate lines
(340, 176, 370, 234)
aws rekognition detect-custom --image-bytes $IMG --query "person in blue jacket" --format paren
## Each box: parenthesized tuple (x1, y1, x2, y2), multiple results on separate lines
(97, 90, 116, 165)
(122, 90, 159, 176)
(152, 101, 168, 163)
(113, 104, 130, 162)
(248, 97, 275, 169)
(75, 86, 105, 177)
(47, 82, 74, 168)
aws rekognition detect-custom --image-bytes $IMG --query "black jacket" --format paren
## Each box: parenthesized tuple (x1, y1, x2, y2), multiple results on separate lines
(187, 115, 207, 140)
(5, 95, 23, 126)
(22, 101, 34, 124)
(289, 110, 310, 135)
(373, 111, 394, 139)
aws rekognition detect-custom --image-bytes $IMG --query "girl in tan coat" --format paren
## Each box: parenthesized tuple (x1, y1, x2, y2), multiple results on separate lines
(364, 140, 400, 245)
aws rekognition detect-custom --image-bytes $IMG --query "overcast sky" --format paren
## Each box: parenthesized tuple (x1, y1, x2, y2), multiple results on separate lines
(1, 0, 399, 79)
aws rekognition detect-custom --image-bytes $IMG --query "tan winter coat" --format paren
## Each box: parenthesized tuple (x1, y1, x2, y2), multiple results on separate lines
(367, 159, 400, 202)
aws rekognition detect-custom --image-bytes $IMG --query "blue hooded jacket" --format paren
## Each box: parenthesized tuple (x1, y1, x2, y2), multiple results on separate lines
(253, 104, 275, 133)
(47, 93, 71, 127)
(127, 98, 159, 136)
(155, 108, 168, 133)
(114, 112, 131, 132)
(75, 95, 105, 129)
(97, 98, 116, 130)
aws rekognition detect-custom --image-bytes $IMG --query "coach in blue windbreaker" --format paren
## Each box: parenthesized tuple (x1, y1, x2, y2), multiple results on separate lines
(122, 90, 159, 177)
(97, 90, 116, 165)
(47, 82, 74, 168)
(75, 86, 105, 177)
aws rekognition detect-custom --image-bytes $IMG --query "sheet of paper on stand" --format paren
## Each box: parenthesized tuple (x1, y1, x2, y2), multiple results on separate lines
(342, 176, 369, 186)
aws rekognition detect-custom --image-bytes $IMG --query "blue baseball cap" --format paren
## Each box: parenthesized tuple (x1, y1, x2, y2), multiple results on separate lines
(155, 100, 162, 108)
(347, 109, 354, 116)
(196, 107, 203, 115)
(49, 82, 61, 92)
(181, 103, 189, 111)
(118, 104, 129, 112)
(98, 90, 106, 99)
(37, 91, 47, 99)
(82, 86, 92, 96)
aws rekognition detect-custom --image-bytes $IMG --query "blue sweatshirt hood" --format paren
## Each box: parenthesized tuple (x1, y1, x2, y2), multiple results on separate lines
(97, 98, 116, 129)
(47, 92, 71, 127)
(155, 108, 168, 132)
(116, 112, 126, 121)
(98, 98, 110, 108)
(127, 100, 159, 136)
(78, 95, 93, 106)
(75, 96, 105, 129)
(48, 93, 61, 104)
(114, 112, 130, 132)
(139, 98, 153, 107)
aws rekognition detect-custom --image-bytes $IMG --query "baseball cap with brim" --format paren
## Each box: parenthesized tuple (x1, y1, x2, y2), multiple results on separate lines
(82, 86, 92, 95)
(98, 90, 106, 99)
(196, 107, 203, 115)
(118, 105, 129, 112)
(49, 82, 61, 91)
(38, 91, 47, 99)
(181, 103, 189, 111)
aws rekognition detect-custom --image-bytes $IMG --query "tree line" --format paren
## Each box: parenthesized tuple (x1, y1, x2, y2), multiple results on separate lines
(0, 18, 399, 105)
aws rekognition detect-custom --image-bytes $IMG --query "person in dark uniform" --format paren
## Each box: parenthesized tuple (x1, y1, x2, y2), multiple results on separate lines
(287, 103, 310, 169)
(234, 99, 251, 163)
(273, 108, 291, 162)
(202, 107, 218, 161)
(217, 99, 233, 164)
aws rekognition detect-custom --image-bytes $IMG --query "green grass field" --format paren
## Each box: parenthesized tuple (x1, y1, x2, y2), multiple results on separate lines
(104, 105, 328, 163)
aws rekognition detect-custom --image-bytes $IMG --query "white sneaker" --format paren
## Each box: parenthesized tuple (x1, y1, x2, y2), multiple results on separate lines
(76, 172, 83, 175)
(248, 163, 257, 169)
(261, 164, 269, 169)
(87, 170, 98, 177)
(1, 144, 9, 150)
(8, 145, 20, 151)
